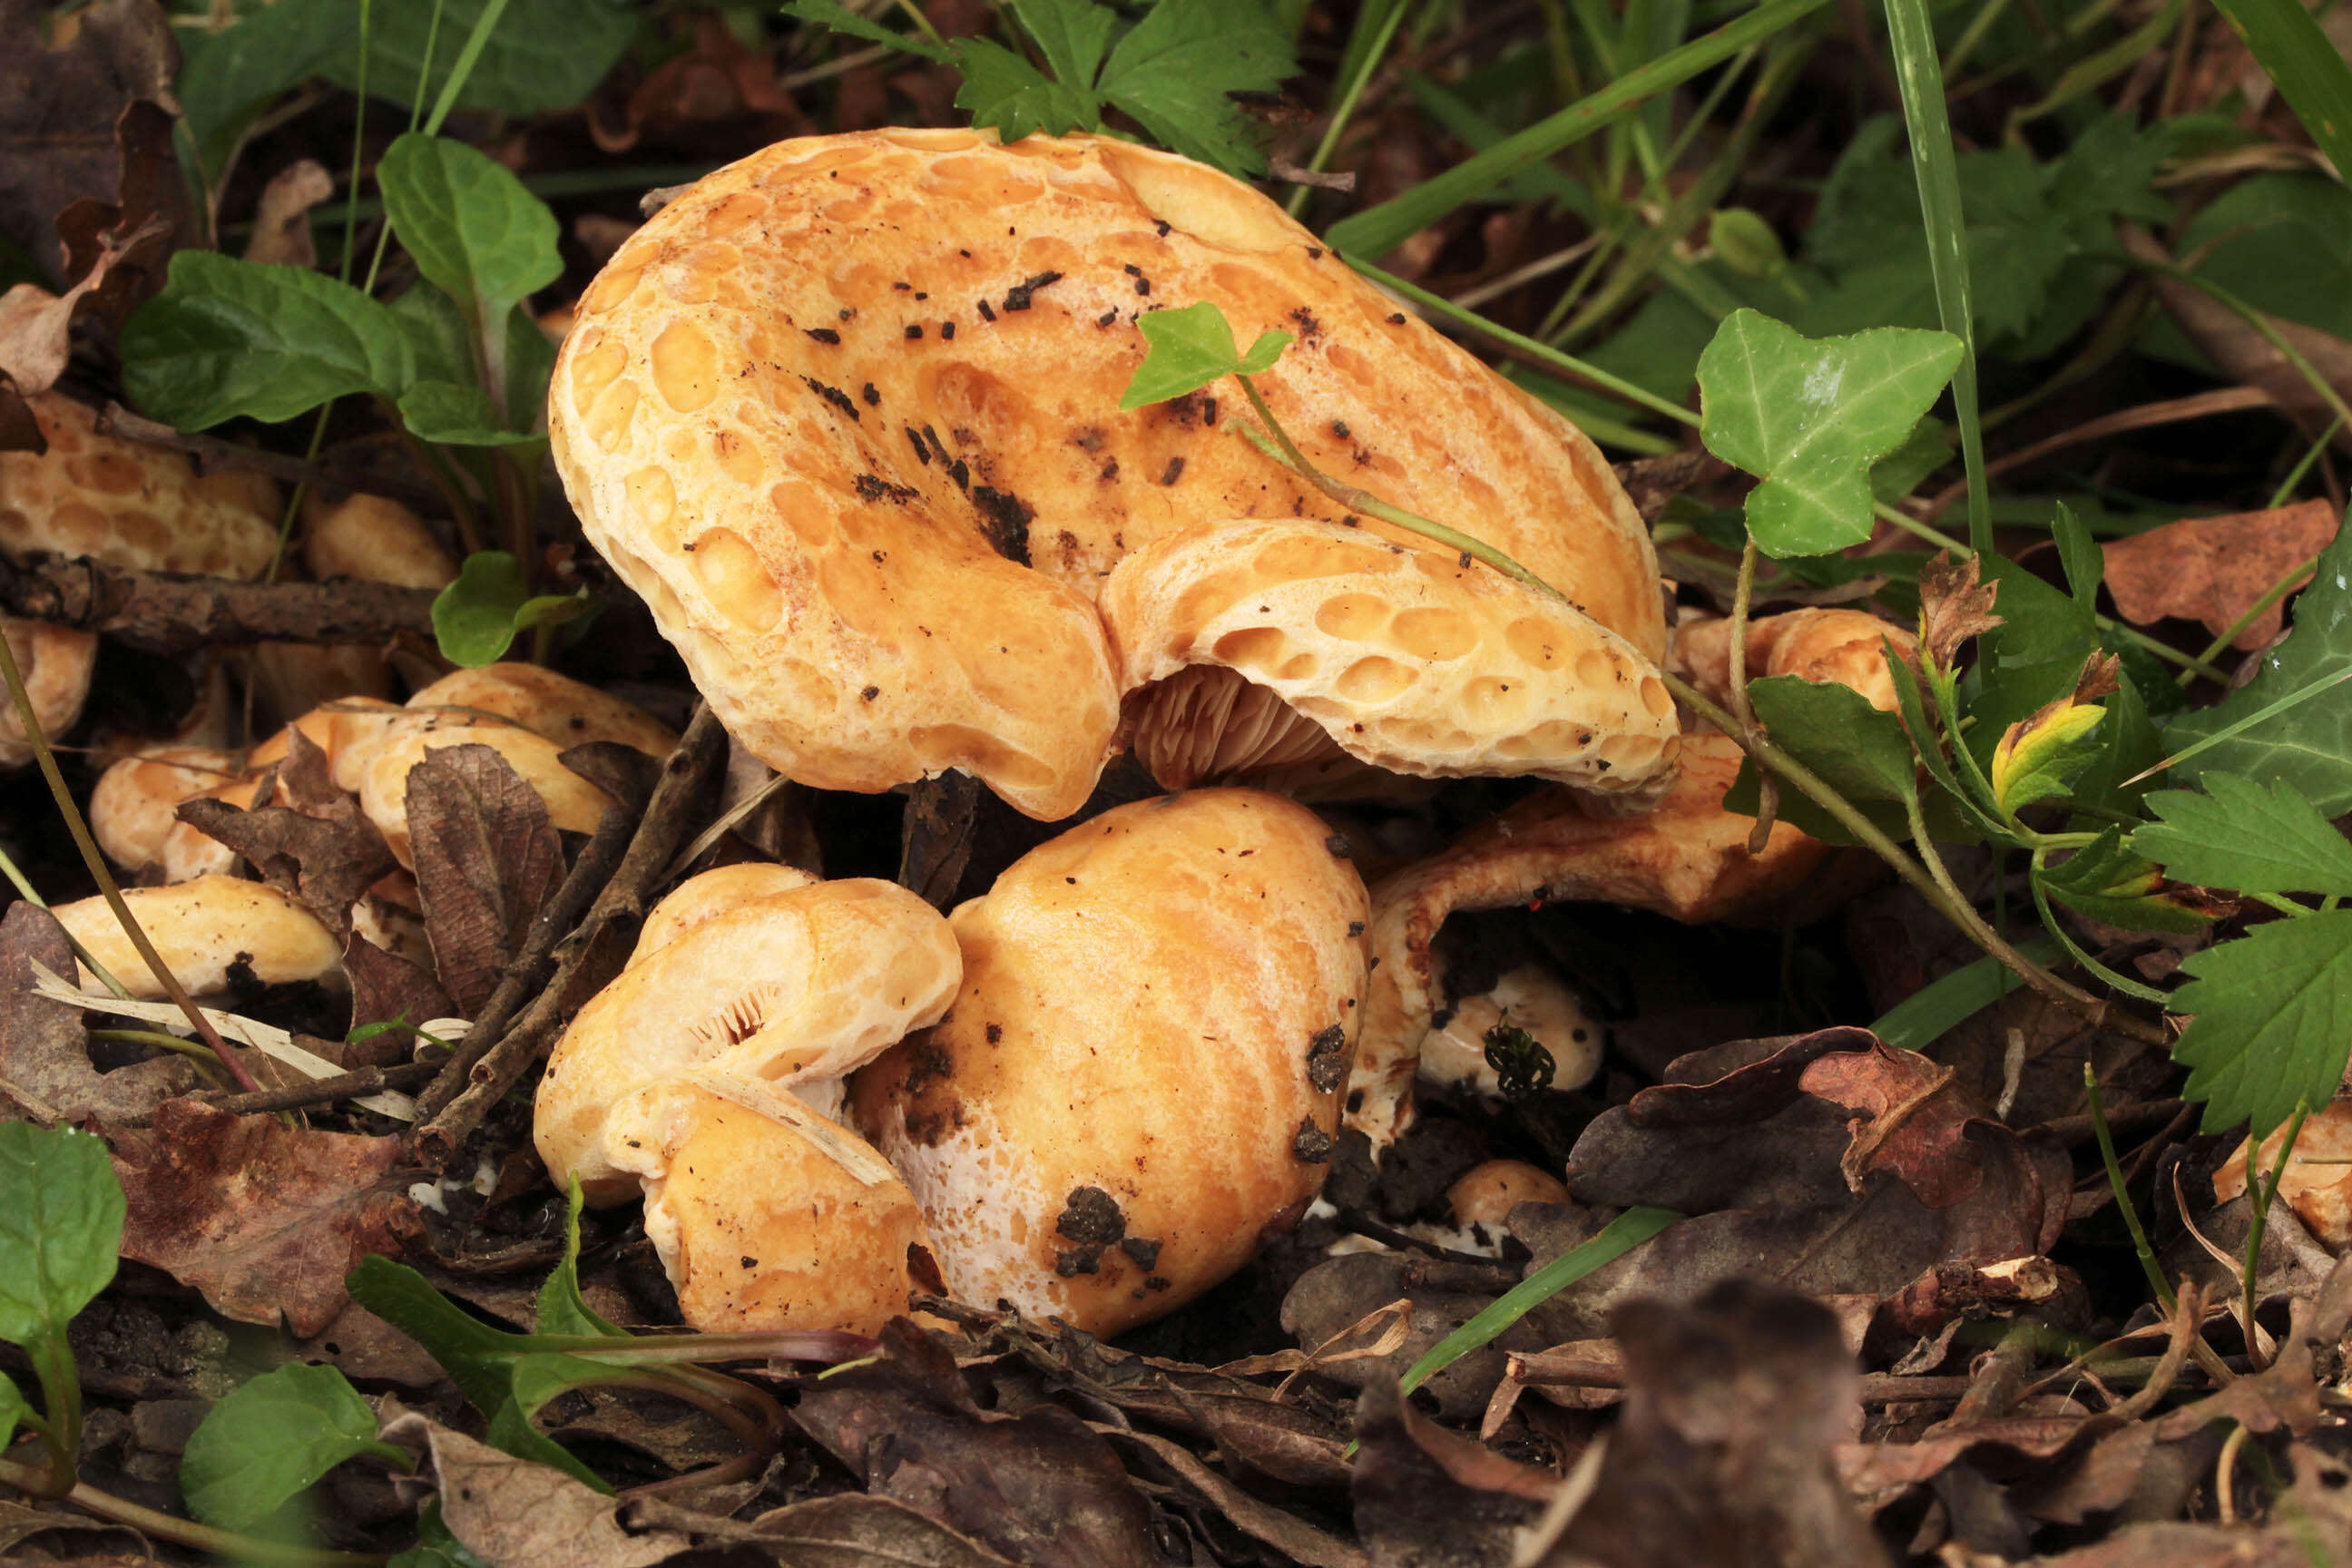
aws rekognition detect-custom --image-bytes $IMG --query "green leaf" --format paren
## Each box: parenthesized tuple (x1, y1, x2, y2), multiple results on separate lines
(2201, 0, 2352, 192)
(0, 1123, 124, 1351)
(1710, 208, 1788, 279)
(2052, 502, 2102, 612)
(505, 307, 559, 431)
(0, 1373, 30, 1453)
(1012, 0, 1117, 92)
(781, 0, 954, 62)
(1990, 701, 2107, 816)
(1869, 416, 1952, 505)
(534, 1179, 626, 1341)
(1884, 646, 2011, 841)
(2171, 909, 2352, 1137)
(379, 134, 563, 333)
(2165, 513, 2352, 813)
(1870, 939, 2063, 1051)
(431, 553, 589, 667)
(1695, 309, 1964, 558)
(318, 0, 640, 120)
(1118, 302, 1293, 410)
(399, 382, 549, 449)
(389, 1502, 490, 1568)
(1095, 0, 1297, 175)
(389, 286, 478, 390)
(2161, 176, 2352, 349)
(120, 251, 415, 430)
(2133, 776, 2352, 897)
(1723, 674, 1920, 845)
(176, 0, 348, 181)
(2038, 827, 2216, 934)
(952, 38, 1101, 144)
(181, 1362, 412, 1531)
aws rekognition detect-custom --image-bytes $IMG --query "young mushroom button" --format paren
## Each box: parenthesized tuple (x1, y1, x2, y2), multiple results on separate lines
(547, 128, 1663, 821)
(849, 788, 1372, 1338)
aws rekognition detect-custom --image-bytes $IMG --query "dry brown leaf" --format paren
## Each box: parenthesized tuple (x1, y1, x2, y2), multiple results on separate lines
(110, 1097, 422, 1336)
(174, 734, 396, 943)
(1916, 551, 2003, 671)
(240, 159, 333, 268)
(407, 741, 566, 1017)
(0, 0, 179, 278)
(0, 900, 195, 1123)
(342, 931, 457, 1056)
(2101, 496, 2338, 651)
(404, 1418, 690, 1568)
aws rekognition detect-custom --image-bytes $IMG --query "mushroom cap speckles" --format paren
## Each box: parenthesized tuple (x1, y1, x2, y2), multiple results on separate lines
(548, 129, 1660, 820)
(534, 869, 960, 1206)
(604, 1082, 936, 1336)
(54, 876, 341, 1000)
(0, 394, 279, 576)
(848, 788, 1370, 1337)
(1102, 518, 1681, 799)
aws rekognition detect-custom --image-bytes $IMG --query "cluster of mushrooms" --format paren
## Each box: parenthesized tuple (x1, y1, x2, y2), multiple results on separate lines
(21, 128, 1922, 1341)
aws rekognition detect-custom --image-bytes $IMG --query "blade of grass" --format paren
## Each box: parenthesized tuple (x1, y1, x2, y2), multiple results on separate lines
(1324, 0, 1832, 258)
(1287, 0, 1416, 217)
(2122, 666, 2352, 786)
(1870, 937, 2063, 1050)
(423, 0, 515, 136)
(2203, 0, 2352, 179)
(1878, 0, 1993, 554)
(1399, 1205, 1681, 1396)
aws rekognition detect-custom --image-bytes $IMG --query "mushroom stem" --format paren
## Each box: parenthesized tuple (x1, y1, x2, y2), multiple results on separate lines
(1661, 668, 2171, 1048)
(1230, 374, 1569, 603)
(0, 630, 263, 1091)
(1724, 537, 1779, 853)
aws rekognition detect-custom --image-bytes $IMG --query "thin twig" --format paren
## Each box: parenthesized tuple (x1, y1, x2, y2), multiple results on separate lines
(1726, 537, 1778, 851)
(198, 1056, 445, 1115)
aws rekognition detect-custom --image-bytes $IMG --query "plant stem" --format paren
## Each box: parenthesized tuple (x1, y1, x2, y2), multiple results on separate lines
(1286, 0, 1413, 218)
(0, 842, 132, 1001)
(0, 1454, 384, 1566)
(0, 632, 260, 1091)
(2084, 1061, 2176, 1313)
(2177, 548, 2323, 685)
(2242, 1099, 2309, 1372)
(1727, 537, 1779, 850)
(24, 1335, 79, 1499)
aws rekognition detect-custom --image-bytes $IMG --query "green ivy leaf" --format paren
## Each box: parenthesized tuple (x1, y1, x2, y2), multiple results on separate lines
(2165, 513, 2352, 814)
(2133, 775, 2352, 897)
(534, 1179, 626, 1341)
(2052, 502, 2103, 611)
(399, 382, 550, 449)
(2171, 909, 2352, 1137)
(0, 1123, 124, 1353)
(0, 1373, 29, 1453)
(120, 251, 414, 430)
(379, 134, 563, 338)
(431, 553, 590, 668)
(1119, 302, 1293, 411)
(1694, 309, 1965, 558)
(1094, 0, 1296, 175)
(181, 1362, 413, 1531)
(2037, 827, 2215, 933)
(1723, 674, 1920, 845)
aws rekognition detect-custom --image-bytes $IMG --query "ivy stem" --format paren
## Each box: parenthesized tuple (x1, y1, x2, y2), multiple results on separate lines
(0, 632, 261, 1091)
(0, 1454, 384, 1567)
(1727, 537, 1779, 852)
(1231, 374, 1566, 603)
(2084, 1061, 2175, 1314)
(2242, 1100, 2309, 1373)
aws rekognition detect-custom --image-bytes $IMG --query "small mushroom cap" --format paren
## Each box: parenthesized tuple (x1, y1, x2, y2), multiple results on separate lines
(550, 129, 1659, 820)
(1670, 606, 1915, 711)
(1446, 1160, 1570, 1229)
(629, 861, 818, 961)
(1102, 518, 1681, 799)
(535, 870, 961, 1205)
(301, 492, 459, 589)
(89, 745, 243, 872)
(1, 619, 96, 769)
(345, 711, 619, 867)
(405, 664, 679, 758)
(2215, 1100, 2352, 1250)
(0, 393, 279, 574)
(602, 1081, 936, 1335)
(850, 788, 1371, 1337)
(54, 875, 341, 999)
(1420, 966, 1602, 1098)
(248, 698, 407, 780)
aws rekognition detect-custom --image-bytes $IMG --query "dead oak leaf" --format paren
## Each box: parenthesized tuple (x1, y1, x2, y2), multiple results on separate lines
(1798, 1039, 1989, 1208)
(110, 1097, 422, 1336)
(1916, 551, 2003, 671)
(0, 0, 180, 279)
(2102, 496, 2338, 651)
(0, 899, 195, 1122)
(407, 741, 566, 1018)
(175, 734, 396, 944)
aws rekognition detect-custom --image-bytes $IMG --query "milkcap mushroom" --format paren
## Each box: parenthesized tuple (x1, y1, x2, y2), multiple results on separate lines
(1, 620, 97, 769)
(90, 745, 243, 874)
(404, 663, 680, 759)
(548, 129, 1662, 819)
(53, 875, 341, 1000)
(850, 788, 1371, 1338)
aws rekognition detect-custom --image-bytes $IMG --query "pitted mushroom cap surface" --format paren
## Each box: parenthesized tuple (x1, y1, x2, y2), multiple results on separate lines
(1102, 518, 1680, 799)
(535, 869, 961, 1204)
(405, 664, 680, 759)
(54, 876, 340, 999)
(850, 788, 1371, 1338)
(1, 620, 96, 769)
(602, 1081, 936, 1335)
(549, 128, 1660, 819)
(1, 394, 279, 574)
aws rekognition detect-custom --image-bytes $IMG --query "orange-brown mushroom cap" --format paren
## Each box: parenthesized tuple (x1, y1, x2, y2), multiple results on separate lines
(548, 129, 1661, 820)
(850, 788, 1370, 1338)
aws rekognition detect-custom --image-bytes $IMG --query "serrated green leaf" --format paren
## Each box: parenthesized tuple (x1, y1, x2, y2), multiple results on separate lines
(2038, 826, 2215, 933)
(1011, 0, 1117, 92)
(780, 0, 953, 62)
(1095, 0, 1296, 175)
(319, 0, 640, 119)
(399, 382, 548, 449)
(0, 1373, 30, 1453)
(0, 1123, 124, 1352)
(952, 37, 1101, 143)
(534, 1179, 626, 1340)
(1695, 310, 1963, 558)
(176, 0, 348, 181)
(1723, 674, 1919, 845)
(431, 553, 588, 667)
(2166, 514, 2352, 813)
(379, 134, 563, 332)
(1118, 302, 1293, 410)
(2133, 776, 2352, 897)
(121, 251, 415, 430)
(2172, 909, 2352, 1137)
(181, 1362, 412, 1531)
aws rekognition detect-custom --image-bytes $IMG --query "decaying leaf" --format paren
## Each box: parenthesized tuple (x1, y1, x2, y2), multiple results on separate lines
(1348, 1375, 1551, 1567)
(174, 732, 397, 943)
(341, 930, 458, 1057)
(397, 1416, 690, 1568)
(2102, 496, 2338, 651)
(407, 741, 567, 1017)
(1916, 551, 2004, 671)
(240, 159, 335, 269)
(110, 1097, 421, 1336)
(0, 900, 195, 1123)
(0, 0, 179, 277)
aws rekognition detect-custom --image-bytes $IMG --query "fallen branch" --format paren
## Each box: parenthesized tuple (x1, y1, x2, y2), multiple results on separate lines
(0, 553, 437, 653)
